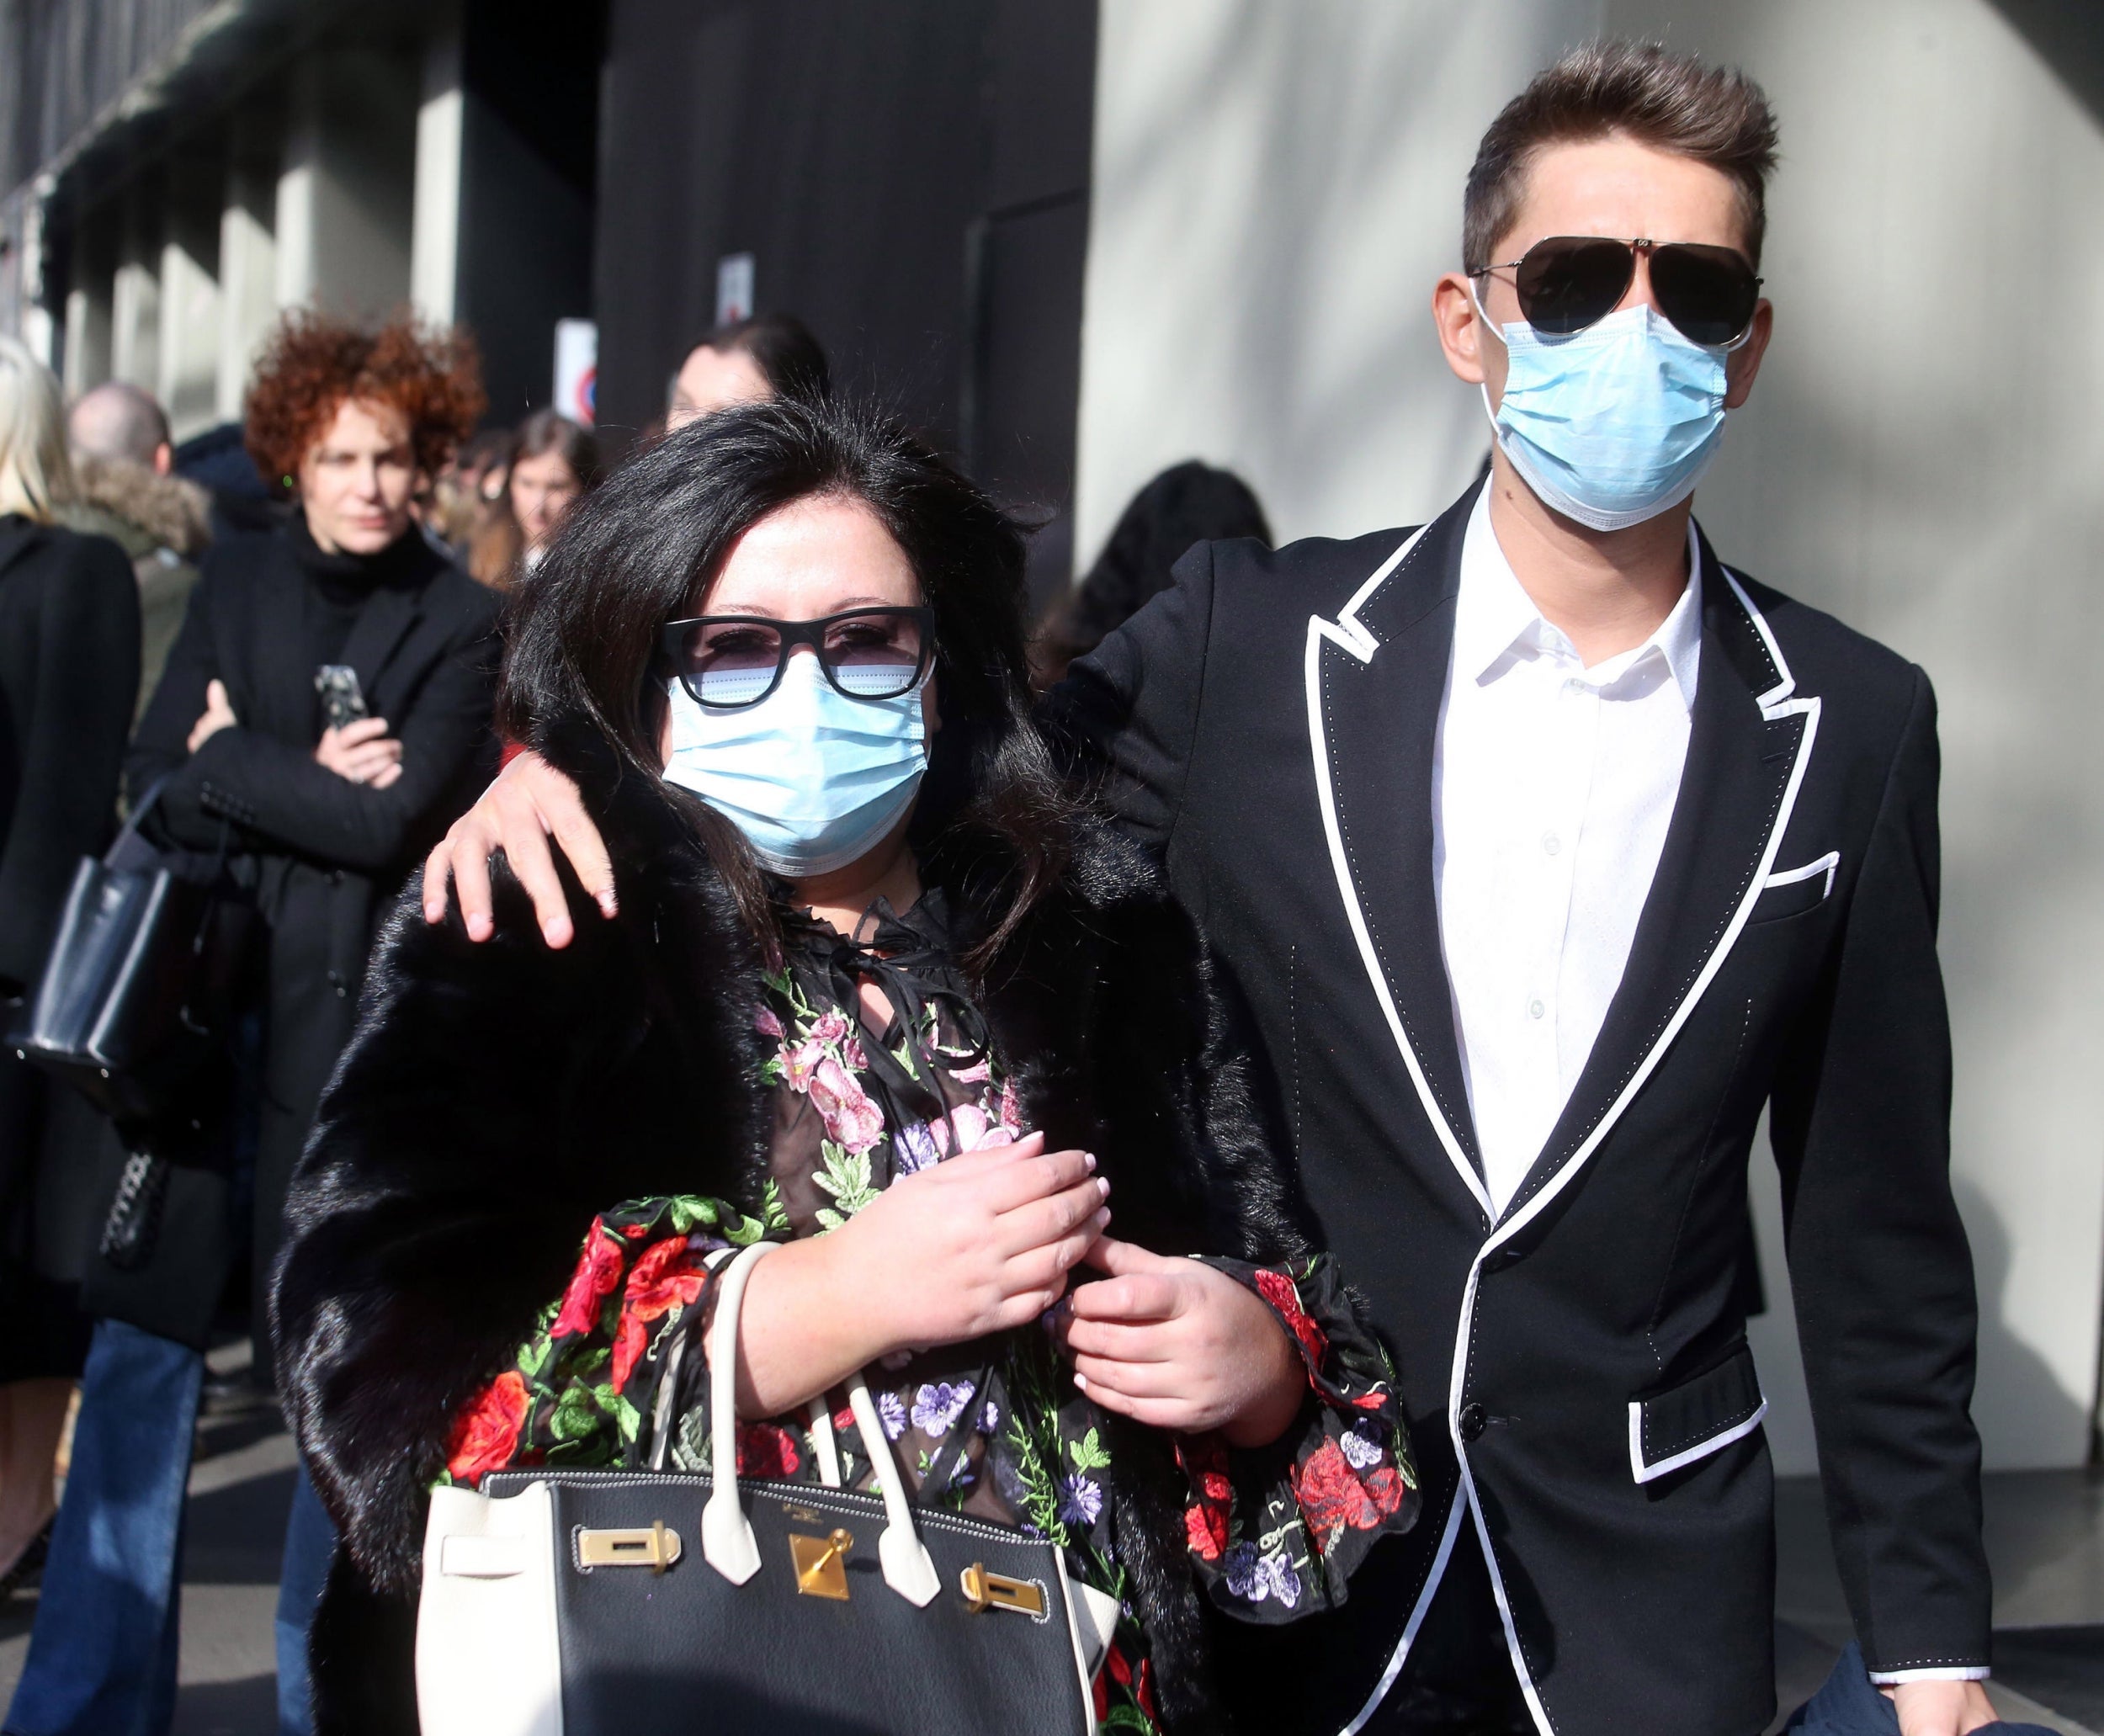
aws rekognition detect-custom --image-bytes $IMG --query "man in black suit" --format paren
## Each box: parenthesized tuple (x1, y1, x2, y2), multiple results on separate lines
(424, 44, 1995, 1736)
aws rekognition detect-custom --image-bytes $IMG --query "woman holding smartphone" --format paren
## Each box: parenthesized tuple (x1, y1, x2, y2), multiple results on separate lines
(274, 396, 1416, 1732)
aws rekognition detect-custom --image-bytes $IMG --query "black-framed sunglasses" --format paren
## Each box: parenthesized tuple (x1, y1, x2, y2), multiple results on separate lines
(1471, 236, 1762, 348)
(661, 606, 938, 711)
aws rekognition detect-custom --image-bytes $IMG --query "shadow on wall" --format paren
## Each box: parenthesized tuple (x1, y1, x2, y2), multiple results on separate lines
(1990, 0, 2104, 125)
(1951, 1177, 2091, 1468)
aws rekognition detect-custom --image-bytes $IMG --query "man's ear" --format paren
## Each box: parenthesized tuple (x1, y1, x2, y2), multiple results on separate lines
(1434, 273, 1491, 387)
(152, 441, 174, 478)
(1723, 299, 1773, 411)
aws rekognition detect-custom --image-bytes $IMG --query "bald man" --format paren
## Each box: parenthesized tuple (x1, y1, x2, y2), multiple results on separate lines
(61, 383, 209, 717)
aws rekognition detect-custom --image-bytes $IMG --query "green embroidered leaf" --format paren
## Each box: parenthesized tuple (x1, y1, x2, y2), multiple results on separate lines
(1101, 1706, 1156, 1731)
(810, 1140, 877, 1218)
(572, 1346, 609, 1377)
(613, 1392, 641, 1446)
(515, 1335, 551, 1381)
(1068, 1427, 1111, 1473)
(814, 1206, 845, 1233)
(761, 1180, 791, 1234)
(667, 1195, 723, 1235)
(549, 1383, 603, 1443)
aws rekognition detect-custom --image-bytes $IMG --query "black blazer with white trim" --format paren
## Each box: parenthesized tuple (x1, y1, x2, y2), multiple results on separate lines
(1048, 479, 1989, 1736)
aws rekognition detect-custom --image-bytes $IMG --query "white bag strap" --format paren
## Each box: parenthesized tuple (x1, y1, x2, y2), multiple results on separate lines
(699, 1241, 940, 1606)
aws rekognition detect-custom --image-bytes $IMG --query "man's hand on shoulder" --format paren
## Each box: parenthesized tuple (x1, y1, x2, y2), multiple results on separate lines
(1884, 1677, 1996, 1736)
(422, 751, 614, 947)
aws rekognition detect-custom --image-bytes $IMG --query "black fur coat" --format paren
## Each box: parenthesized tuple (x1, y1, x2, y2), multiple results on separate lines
(273, 719, 1312, 1733)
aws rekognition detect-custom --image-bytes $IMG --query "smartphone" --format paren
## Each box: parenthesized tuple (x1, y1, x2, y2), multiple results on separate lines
(315, 664, 369, 732)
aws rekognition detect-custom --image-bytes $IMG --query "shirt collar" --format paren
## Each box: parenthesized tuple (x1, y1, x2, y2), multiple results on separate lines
(1454, 483, 1703, 712)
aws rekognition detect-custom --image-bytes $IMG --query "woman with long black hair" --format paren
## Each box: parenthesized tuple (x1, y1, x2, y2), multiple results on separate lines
(274, 395, 1415, 1731)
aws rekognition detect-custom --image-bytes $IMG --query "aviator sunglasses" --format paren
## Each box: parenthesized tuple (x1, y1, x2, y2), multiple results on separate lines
(661, 606, 938, 710)
(1471, 236, 1762, 348)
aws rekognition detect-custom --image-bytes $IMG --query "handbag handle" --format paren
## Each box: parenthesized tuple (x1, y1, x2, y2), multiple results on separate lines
(699, 1242, 942, 1607)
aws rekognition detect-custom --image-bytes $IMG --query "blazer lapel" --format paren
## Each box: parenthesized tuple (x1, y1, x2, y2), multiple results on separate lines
(337, 576, 428, 719)
(1496, 526, 1820, 1232)
(1306, 484, 1491, 1222)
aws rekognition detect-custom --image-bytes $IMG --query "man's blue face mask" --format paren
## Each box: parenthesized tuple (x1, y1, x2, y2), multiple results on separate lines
(661, 653, 930, 879)
(1475, 289, 1730, 532)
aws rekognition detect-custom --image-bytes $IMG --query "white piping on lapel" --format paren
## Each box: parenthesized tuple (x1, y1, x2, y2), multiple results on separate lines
(1313, 544, 1820, 1736)
(1336, 1490, 1469, 1736)
(1304, 520, 1493, 1223)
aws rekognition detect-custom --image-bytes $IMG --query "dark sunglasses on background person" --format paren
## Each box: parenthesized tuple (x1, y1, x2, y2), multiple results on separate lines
(661, 606, 938, 710)
(1471, 236, 1763, 348)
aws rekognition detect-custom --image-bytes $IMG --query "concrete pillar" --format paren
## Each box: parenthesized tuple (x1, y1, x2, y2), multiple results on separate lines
(110, 189, 161, 390)
(412, 22, 465, 326)
(274, 50, 418, 323)
(157, 151, 223, 440)
(61, 204, 116, 396)
(218, 116, 280, 422)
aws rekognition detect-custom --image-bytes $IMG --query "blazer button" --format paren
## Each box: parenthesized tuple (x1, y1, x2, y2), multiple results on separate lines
(1458, 1401, 1488, 1441)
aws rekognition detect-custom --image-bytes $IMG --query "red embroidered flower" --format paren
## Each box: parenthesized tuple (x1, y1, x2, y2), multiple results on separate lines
(445, 1371, 529, 1484)
(1292, 1436, 1382, 1552)
(736, 1421, 802, 1479)
(1254, 1268, 1328, 1367)
(609, 1236, 709, 1393)
(622, 1223, 648, 1239)
(1352, 1388, 1389, 1411)
(550, 1218, 625, 1340)
(1363, 1464, 1408, 1519)
(1178, 1436, 1230, 1562)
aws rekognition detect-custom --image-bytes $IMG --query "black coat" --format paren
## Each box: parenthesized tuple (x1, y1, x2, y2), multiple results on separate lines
(128, 521, 500, 1328)
(273, 717, 1314, 1734)
(0, 517, 140, 1376)
(1048, 480, 1989, 1736)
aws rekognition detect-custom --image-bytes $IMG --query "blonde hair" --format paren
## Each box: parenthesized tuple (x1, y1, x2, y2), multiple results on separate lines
(0, 337, 76, 523)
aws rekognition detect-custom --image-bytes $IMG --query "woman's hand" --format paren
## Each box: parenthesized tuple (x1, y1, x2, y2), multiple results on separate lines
(187, 678, 237, 752)
(315, 717, 405, 788)
(1054, 1237, 1306, 1447)
(422, 750, 614, 945)
(1886, 1680, 1996, 1736)
(731, 1133, 1108, 1418)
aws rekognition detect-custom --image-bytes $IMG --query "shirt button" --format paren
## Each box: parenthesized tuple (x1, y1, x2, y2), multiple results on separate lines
(1542, 831, 1561, 856)
(1563, 677, 1586, 696)
(1528, 998, 1545, 1020)
(1458, 1402, 1488, 1441)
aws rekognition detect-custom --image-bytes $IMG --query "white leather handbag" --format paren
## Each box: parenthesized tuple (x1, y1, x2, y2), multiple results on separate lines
(416, 1240, 1123, 1736)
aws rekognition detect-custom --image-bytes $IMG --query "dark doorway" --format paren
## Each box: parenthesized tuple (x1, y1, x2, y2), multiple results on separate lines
(594, 0, 1097, 601)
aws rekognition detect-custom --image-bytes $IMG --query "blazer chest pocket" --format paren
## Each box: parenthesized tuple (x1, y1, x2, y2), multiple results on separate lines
(1628, 1343, 1767, 1484)
(1749, 851, 1839, 925)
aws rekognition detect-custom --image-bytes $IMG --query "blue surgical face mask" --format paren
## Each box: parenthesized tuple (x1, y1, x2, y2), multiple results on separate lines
(1479, 297, 1729, 532)
(661, 653, 929, 878)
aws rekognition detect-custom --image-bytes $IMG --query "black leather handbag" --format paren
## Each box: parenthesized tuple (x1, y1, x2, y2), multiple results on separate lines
(417, 1243, 1118, 1736)
(8, 778, 253, 1127)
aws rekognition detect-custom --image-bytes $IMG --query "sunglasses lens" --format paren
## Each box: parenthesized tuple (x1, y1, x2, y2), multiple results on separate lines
(821, 611, 927, 700)
(675, 621, 782, 708)
(1650, 244, 1760, 347)
(1515, 237, 1635, 335)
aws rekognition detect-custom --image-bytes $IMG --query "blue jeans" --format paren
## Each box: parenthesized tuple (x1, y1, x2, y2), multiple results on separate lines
(1786, 1643, 2055, 1736)
(273, 1465, 334, 1735)
(3, 1319, 203, 1736)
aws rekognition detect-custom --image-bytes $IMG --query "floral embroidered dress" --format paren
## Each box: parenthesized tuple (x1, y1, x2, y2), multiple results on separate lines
(442, 891, 1416, 1731)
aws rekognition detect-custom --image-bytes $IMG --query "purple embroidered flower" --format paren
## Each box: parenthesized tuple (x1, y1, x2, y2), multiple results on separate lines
(977, 1398, 1001, 1436)
(895, 1122, 942, 1175)
(878, 1391, 907, 1440)
(911, 1380, 976, 1436)
(1339, 1421, 1384, 1470)
(811, 1010, 852, 1044)
(998, 1079, 1023, 1137)
(1223, 1542, 1303, 1608)
(781, 1039, 826, 1091)
(841, 1033, 869, 1072)
(810, 1058, 885, 1153)
(754, 1006, 784, 1040)
(1059, 1472, 1103, 1529)
(949, 1058, 993, 1086)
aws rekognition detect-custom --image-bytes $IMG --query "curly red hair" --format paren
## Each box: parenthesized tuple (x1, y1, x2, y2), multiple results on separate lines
(244, 310, 486, 493)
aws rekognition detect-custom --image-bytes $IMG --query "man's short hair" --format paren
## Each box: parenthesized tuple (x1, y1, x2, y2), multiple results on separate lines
(68, 380, 171, 467)
(1463, 42, 1779, 273)
(686, 313, 831, 403)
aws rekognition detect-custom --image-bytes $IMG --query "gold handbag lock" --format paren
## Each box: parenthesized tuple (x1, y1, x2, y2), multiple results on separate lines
(959, 1562, 1045, 1617)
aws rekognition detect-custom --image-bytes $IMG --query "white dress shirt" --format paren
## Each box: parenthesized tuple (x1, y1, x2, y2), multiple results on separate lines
(1432, 486, 1703, 1215)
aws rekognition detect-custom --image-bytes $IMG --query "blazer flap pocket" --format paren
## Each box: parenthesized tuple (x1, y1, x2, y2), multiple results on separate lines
(1629, 1343, 1766, 1484)
(1750, 851, 1840, 925)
